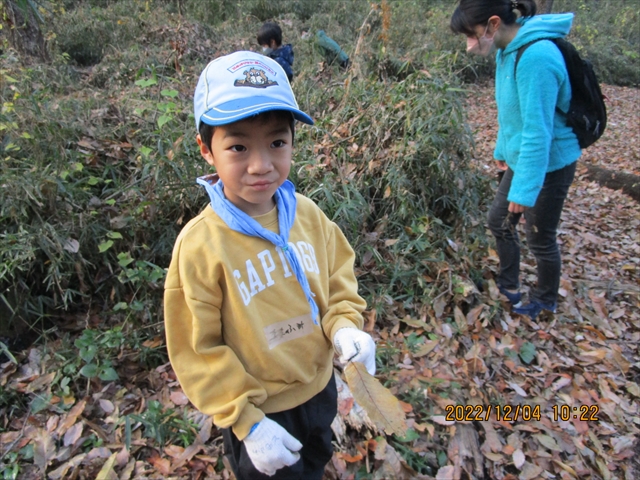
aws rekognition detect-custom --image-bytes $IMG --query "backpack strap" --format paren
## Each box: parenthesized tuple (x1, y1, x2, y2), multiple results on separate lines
(514, 38, 556, 81)
(514, 38, 566, 116)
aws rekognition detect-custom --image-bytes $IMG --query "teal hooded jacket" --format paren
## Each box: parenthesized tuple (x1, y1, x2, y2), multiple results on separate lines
(494, 13, 582, 207)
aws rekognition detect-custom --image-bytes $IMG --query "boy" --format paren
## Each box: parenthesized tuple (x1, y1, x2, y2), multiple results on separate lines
(257, 22, 294, 82)
(164, 51, 376, 479)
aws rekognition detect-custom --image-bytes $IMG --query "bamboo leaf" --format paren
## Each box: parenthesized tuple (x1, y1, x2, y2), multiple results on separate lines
(96, 452, 119, 480)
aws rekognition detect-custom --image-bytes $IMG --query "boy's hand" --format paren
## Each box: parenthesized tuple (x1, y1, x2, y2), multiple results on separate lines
(333, 328, 376, 375)
(243, 417, 302, 476)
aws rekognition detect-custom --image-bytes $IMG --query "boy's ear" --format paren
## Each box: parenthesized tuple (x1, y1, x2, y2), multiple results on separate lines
(196, 134, 216, 167)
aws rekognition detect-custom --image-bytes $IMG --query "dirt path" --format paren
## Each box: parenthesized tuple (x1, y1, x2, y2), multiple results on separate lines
(465, 82, 640, 321)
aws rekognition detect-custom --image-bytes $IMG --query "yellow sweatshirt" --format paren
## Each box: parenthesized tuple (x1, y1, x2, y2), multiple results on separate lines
(164, 193, 366, 440)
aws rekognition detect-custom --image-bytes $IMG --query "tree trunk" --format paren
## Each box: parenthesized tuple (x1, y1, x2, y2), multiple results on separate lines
(536, 0, 554, 14)
(1, 0, 49, 61)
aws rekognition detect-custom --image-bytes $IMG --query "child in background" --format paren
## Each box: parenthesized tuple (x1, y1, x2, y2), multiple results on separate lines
(257, 21, 295, 82)
(164, 51, 376, 479)
(302, 28, 350, 70)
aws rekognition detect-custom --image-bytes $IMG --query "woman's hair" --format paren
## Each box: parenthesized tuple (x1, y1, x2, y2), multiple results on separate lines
(257, 22, 283, 46)
(198, 110, 296, 151)
(450, 0, 537, 36)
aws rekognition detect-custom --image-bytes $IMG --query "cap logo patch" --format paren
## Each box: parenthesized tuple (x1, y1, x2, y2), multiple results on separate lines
(234, 67, 278, 89)
(194, 52, 312, 128)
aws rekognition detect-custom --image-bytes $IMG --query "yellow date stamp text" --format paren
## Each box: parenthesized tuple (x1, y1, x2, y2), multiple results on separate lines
(445, 404, 541, 422)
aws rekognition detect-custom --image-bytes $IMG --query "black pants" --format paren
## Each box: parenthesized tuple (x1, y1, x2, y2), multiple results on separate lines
(222, 373, 337, 480)
(487, 162, 576, 306)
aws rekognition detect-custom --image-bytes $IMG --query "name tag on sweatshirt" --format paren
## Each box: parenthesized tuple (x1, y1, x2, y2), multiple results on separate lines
(264, 314, 316, 349)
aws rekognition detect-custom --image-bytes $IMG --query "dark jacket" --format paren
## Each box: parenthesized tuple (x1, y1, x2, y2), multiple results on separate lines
(316, 30, 349, 68)
(269, 44, 294, 82)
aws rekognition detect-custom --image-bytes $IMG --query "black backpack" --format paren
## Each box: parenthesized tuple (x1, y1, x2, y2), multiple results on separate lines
(515, 37, 607, 149)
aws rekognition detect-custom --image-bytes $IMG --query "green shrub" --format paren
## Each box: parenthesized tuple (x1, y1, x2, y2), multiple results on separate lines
(558, 0, 640, 86)
(180, 0, 240, 25)
(291, 69, 487, 312)
(372, 0, 639, 86)
(57, 33, 103, 66)
(0, 49, 205, 324)
(52, 0, 187, 66)
(181, 0, 369, 27)
(381, 1, 496, 83)
(126, 400, 198, 447)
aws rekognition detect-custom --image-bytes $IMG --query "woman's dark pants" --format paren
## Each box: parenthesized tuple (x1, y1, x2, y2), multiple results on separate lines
(487, 162, 576, 307)
(222, 373, 337, 480)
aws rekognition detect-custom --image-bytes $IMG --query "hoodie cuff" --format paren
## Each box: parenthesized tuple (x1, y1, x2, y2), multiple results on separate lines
(232, 403, 265, 441)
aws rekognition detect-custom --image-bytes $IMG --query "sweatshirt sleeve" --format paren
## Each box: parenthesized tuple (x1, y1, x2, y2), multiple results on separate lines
(320, 222, 367, 342)
(164, 233, 266, 440)
(508, 41, 566, 207)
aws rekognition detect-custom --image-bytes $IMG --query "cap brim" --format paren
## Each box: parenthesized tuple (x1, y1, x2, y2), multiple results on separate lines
(200, 96, 314, 127)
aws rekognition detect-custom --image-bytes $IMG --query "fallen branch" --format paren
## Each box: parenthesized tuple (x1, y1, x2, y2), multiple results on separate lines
(582, 164, 640, 202)
(573, 279, 640, 296)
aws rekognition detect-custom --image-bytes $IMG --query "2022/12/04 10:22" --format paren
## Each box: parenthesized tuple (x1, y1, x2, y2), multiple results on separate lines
(444, 404, 601, 423)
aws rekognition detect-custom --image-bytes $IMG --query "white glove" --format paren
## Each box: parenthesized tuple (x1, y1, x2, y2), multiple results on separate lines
(333, 327, 376, 375)
(243, 417, 302, 476)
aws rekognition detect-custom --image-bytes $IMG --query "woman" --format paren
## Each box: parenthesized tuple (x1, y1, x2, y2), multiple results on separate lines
(451, 0, 581, 320)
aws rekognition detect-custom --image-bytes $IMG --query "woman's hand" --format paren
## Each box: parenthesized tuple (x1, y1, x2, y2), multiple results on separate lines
(508, 202, 526, 213)
(496, 160, 508, 171)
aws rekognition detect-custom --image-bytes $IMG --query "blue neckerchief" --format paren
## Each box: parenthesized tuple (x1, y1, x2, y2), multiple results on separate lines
(196, 175, 319, 324)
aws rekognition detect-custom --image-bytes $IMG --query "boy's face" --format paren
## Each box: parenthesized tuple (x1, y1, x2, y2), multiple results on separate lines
(261, 39, 278, 52)
(197, 114, 293, 217)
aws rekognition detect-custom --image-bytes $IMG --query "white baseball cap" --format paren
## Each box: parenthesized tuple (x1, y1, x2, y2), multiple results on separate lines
(193, 50, 314, 130)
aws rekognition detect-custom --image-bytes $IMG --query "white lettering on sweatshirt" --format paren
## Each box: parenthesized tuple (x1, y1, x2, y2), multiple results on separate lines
(233, 241, 319, 306)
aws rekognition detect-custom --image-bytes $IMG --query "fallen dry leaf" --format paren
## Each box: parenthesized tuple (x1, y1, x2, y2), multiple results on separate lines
(512, 448, 525, 469)
(534, 434, 563, 452)
(436, 465, 455, 480)
(56, 398, 87, 437)
(33, 429, 56, 471)
(344, 362, 408, 437)
(507, 381, 528, 397)
(431, 415, 455, 426)
(170, 390, 189, 406)
(520, 462, 544, 480)
(413, 339, 439, 357)
(63, 422, 83, 447)
(99, 399, 115, 414)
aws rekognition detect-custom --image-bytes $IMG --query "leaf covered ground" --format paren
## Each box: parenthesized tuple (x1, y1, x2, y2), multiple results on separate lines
(1, 83, 638, 479)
